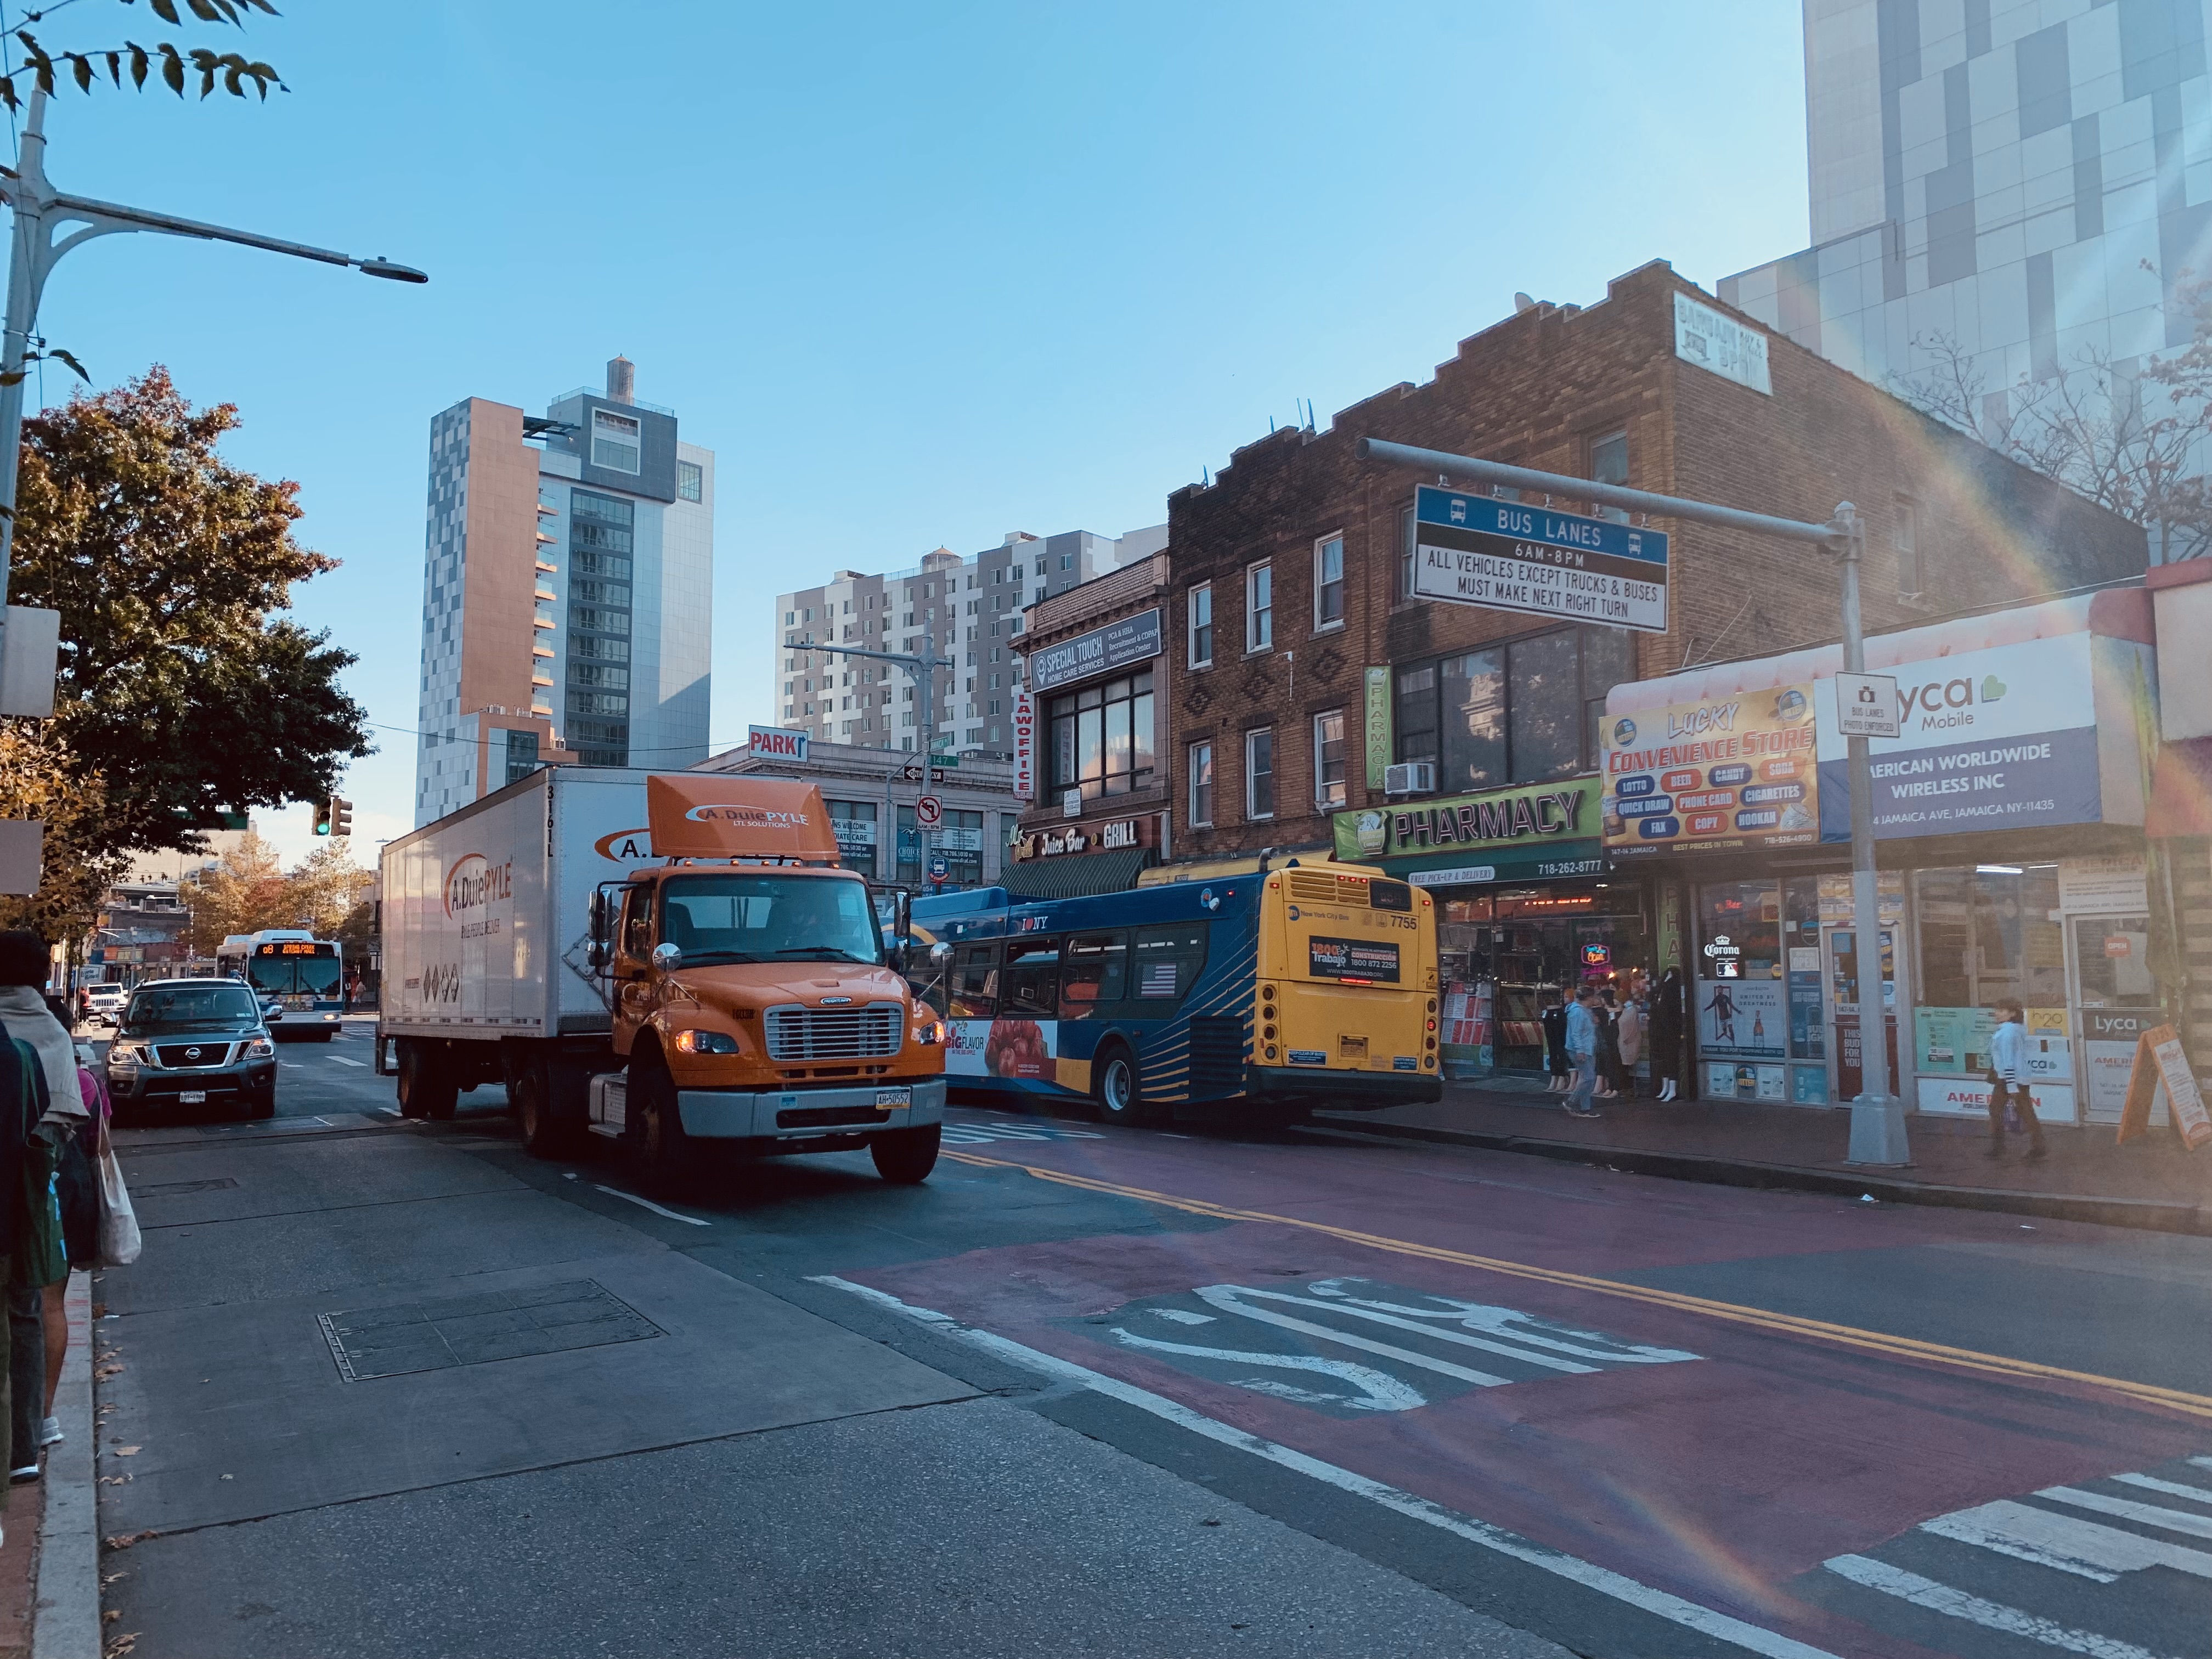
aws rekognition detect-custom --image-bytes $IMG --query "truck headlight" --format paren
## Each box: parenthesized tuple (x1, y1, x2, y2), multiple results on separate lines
(910, 1017, 946, 1046)
(671, 1029, 738, 1055)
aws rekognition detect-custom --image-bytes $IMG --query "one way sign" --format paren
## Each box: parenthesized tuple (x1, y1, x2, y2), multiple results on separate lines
(1833, 671, 1901, 740)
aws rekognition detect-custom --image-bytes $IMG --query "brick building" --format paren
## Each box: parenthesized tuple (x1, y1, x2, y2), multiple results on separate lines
(1164, 261, 2147, 868)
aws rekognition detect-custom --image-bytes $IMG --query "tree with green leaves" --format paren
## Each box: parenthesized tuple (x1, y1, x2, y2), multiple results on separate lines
(0, 717, 125, 942)
(0, 0, 283, 113)
(8, 367, 371, 859)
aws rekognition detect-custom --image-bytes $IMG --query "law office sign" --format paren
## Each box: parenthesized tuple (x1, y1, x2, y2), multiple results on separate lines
(1412, 485, 1668, 634)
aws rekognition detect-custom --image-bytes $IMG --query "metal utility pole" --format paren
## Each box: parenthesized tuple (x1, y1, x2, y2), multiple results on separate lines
(811, 631, 951, 889)
(0, 88, 426, 622)
(1358, 436, 1907, 1165)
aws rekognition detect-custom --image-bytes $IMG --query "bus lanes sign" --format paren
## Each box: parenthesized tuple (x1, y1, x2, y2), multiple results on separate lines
(1412, 485, 1667, 634)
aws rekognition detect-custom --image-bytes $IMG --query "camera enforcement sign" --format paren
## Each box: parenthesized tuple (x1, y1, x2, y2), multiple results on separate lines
(1412, 484, 1668, 634)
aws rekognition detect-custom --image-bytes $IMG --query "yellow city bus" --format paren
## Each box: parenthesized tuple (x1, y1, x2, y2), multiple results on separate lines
(909, 856, 1442, 1123)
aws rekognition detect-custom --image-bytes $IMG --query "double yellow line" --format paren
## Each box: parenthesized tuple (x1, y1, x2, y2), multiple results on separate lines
(945, 1149, 2212, 1423)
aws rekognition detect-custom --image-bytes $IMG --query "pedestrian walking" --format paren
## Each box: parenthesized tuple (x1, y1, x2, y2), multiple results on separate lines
(1985, 999, 2046, 1160)
(1593, 991, 1622, 1098)
(1562, 985, 1602, 1118)
(1647, 968, 1684, 1100)
(1616, 987, 1645, 1095)
(1542, 998, 1570, 1092)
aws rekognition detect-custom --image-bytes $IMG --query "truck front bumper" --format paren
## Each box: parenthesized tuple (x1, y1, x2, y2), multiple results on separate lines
(676, 1077, 947, 1141)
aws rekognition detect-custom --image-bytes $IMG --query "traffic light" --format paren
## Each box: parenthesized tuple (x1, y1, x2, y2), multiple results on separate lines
(313, 800, 333, 837)
(331, 797, 353, 838)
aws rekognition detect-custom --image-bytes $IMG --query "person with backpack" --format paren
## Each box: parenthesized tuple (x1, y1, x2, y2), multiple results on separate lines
(1986, 999, 2047, 1160)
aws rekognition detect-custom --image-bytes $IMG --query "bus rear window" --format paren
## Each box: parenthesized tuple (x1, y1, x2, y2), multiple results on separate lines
(1368, 879, 1413, 912)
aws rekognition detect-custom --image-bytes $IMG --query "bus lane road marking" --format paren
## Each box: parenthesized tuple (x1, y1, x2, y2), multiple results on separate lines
(940, 1150, 2212, 1425)
(814, 1273, 1841, 1659)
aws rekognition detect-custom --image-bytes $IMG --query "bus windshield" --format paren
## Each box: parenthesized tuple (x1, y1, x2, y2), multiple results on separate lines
(247, 945, 341, 997)
(660, 874, 880, 967)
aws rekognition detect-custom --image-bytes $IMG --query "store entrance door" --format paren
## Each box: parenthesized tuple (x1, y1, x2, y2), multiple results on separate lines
(1825, 923, 1902, 1103)
(2070, 912, 2161, 1124)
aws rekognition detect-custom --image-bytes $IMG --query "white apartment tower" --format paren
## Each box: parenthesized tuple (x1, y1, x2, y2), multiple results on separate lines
(415, 357, 714, 826)
(771, 525, 1166, 759)
(1722, 0, 2211, 558)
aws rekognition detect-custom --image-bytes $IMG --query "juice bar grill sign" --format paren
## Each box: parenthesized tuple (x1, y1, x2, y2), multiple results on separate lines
(1412, 485, 1669, 634)
(1308, 937, 1401, 984)
(1026, 607, 1163, 695)
(1334, 780, 1595, 860)
(1603, 685, 1819, 855)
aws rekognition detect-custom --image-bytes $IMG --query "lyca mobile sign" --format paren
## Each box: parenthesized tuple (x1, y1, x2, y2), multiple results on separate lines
(1412, 486, 1668, 634)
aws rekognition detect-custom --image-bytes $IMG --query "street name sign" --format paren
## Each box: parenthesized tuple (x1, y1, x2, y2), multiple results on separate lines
(1412, 485, 1667, 634)
(1833, 672, 1901, 739)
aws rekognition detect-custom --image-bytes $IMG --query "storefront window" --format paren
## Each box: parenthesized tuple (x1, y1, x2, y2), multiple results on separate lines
(1912, 866, 2065, 1012)
(1438, 881, 1650, 1075)
(1395, 627, 1638, 789)
(1695, 879, 1787, 1078)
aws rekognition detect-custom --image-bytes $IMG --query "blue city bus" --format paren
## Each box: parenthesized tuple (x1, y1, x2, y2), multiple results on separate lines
(908, 858, 1443, 1124)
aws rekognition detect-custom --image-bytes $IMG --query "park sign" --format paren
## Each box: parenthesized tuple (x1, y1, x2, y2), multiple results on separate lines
(1412, 485, 1668, 634)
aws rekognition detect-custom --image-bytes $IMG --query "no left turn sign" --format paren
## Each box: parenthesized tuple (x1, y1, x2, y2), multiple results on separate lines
(916, 794, 944, 828)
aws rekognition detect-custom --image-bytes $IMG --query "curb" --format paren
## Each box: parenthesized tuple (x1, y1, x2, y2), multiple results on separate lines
(32, 1270, 98, 1659)
(1305, 1114, 2212, 1237)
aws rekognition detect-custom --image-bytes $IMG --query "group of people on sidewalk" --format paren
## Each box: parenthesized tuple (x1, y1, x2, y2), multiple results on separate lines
(1543, 969, 1688, 1119)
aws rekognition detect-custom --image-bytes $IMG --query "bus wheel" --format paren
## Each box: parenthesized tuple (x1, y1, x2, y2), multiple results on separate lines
(397, 1040, 458, 1121)
(871, 1123, 940, 1184)
(1093, 1043, 1150, 1126)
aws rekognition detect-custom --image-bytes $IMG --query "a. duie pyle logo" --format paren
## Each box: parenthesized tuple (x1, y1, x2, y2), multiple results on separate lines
(684, 804, 814, 830)
(444, 853, 514, 918)
(594, 828, 654, 862)
(1898, 672, 2007, 732)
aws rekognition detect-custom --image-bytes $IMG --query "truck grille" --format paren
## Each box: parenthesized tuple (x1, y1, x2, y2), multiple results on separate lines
(764, 1005, 902, 1062)
(154, 1042, 235, 1069)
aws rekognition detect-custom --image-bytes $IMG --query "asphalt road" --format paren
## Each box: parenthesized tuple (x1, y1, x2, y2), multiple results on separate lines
(89, 1024, 2212, 1658)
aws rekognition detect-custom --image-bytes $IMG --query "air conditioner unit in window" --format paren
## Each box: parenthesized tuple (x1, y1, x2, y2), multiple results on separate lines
(1383, 761, 1435, 796)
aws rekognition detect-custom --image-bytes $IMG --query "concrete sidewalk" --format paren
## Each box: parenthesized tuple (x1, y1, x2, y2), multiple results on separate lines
(1312, 1081, 2212, 1234)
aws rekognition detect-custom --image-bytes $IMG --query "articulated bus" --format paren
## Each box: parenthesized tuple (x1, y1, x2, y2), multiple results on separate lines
(907, 857, 1442, 1124)
(216, 929, 345, 1042)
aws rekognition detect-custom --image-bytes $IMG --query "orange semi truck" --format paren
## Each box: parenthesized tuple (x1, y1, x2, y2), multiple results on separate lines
(377, 769, 948, 1186)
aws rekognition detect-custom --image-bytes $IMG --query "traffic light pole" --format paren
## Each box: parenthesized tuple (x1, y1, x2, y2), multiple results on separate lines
(1357, 436, 1906, 1165)
(807, 633, 950, 889)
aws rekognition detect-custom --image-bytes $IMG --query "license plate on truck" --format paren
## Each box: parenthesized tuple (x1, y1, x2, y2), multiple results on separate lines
(179, 1091, 207, 1104)
(874, 1087, 911, 1109)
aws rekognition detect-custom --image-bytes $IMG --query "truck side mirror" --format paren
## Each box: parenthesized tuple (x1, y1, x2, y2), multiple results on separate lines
(929, 941, 954, 967)
(651, 942, 683, 973)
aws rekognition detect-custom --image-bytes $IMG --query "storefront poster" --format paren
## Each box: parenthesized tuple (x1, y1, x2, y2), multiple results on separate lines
(946, 1017, 1058, 1081)
(1915, 1076, 2073, 1120)
(1815, 634, 2106, 841)
(1913, 1006, 1995, 1076)
(2057, 854, 2148, 914)
(1695, 975, 1786, 1059)
(1703, 1061, 1788, 1101)
(1603, 686, 1819, 857)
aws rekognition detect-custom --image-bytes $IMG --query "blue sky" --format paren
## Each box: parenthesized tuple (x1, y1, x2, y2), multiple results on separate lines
(16, 1, 1809, 862)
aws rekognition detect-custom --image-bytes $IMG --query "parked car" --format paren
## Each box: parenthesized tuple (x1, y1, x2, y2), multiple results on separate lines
(104, 978, 278, 1121)
(83, 984, 128, 1028)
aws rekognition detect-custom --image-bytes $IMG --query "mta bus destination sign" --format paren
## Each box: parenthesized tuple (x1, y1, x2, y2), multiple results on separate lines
(1412, 485, 1668, 634)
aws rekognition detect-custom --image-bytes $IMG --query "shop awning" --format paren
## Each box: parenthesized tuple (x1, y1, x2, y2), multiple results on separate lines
(1001, 847, 1153, 900)
(2147, 737, 2212, 838)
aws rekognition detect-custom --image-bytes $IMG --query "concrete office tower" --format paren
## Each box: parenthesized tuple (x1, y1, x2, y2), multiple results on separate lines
(416, 357, 714, 826)
(772, 524, 1166, 759)
(1722, 1, 2212, 561)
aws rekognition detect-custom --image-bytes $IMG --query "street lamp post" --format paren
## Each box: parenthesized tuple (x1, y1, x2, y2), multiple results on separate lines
(1356, 436, 1909, 1165)
(809, 633, 951, 888)
(0, 88, 426, 623)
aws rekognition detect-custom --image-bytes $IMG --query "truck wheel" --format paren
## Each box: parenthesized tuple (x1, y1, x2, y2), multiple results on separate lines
(513, 1065, 578, 1160)
(1092, 1042, 1152, 1126)
(630, 1052, 691, 1194)
(871, 1123, 940, 1185)
(397, 1040, 458, 1122)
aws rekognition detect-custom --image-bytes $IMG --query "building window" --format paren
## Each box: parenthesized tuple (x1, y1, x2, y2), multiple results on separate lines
(1397, 502, 1417, 600)
(1188, 582, 1213, 667)
(1312, 710, 1347, 807)
(1589, 429, 1629, 523)
(676, 460, 703, 503)
(1245, 562, 1272, 652)
(591, 409, 642, 474)
(1313, 535, 1345, 629)
(503, 730, 540, 788)
(1245, 727, 1274, 819)
(1393, 625, 1637, 789)
(1895, 497, 1922, 598)
(1189, 741, 1213, 826)
(1047, 670, 1156, 801)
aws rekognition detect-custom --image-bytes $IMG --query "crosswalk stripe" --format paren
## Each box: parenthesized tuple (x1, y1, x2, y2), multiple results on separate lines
(1824, 1555, 2162, 1658)
(2111, 1471, 2212, 1506)
(1921, 1498, 2212, 1583)
(2040, 1485, 2212, 1541)
(326, 1056, 366, 1068)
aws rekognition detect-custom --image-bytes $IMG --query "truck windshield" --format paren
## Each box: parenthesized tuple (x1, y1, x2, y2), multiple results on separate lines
(661, 874, 881, 966)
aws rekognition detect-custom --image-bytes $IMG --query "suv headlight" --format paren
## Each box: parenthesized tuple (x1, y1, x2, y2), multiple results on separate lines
(109, 1043, 149, 1066)
(247, 1038, 275, 1059)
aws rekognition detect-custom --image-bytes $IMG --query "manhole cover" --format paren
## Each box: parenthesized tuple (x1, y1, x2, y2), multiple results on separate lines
(136, 1178, 239, 1198)
(317, 1279, 661, 1382)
